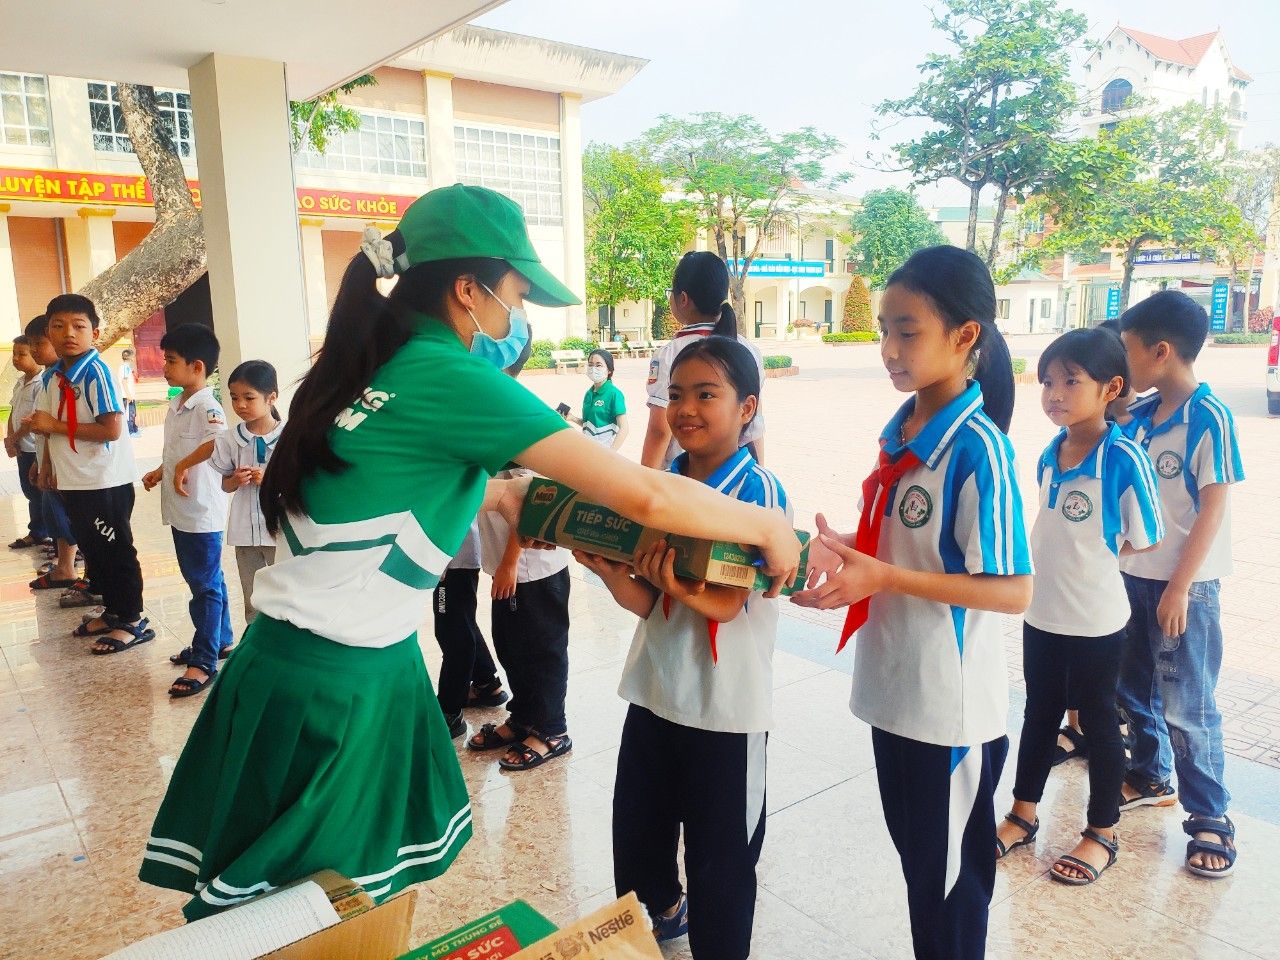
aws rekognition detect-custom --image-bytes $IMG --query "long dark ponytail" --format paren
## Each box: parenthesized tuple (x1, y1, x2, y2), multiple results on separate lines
(672, 251, 738, 338)
(884, 246, 1014, 432)
(261, 236, 512, 534)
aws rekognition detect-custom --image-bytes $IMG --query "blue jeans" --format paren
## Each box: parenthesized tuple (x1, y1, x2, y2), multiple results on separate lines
(1118, 574, 1229, 818)
(172, 529, 233, 675)
(42, 487, 75, 545)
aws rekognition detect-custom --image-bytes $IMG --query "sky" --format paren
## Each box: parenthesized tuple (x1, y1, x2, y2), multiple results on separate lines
(475, 0, 1280, 206)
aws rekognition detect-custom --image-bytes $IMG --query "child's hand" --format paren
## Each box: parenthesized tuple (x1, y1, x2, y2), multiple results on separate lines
(28, 460, 39, 485)
(23, 412, 57, 436)
(1157, 583, 1190, 639)
(37, 465, 56, 491)
(492, 561, 518, 600)
(250, 468, 265, 485)
(173, 466, 191, 497)
(232, 467, 255, 488)
(142, 468, 163, 491)
(790, 534, 886, 610)
(804, 513, 852, 589)
(572, 550, 629, 582)
(3, 437, 15, 458)
(634, 540, 705, 602)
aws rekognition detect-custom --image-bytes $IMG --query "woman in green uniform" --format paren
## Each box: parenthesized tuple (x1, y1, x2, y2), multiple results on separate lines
(139, 185, 801, 921)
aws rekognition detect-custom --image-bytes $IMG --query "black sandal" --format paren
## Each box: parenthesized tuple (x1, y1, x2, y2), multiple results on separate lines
(1051, 828, 1119, 886)
(498, 732, 572, 771)
(467, 721, 527, 752)
(995, 812, 1039, 859)
(73, 616, 114, 638)
(1119, 772, 1178, 812)
(467, 680, 510, 709)
(169, 645, 234, 665)
(1183, 815, 1237, 878)
(8, 535, 50, 549)
(89, 617, 156, 655)
(1052, 726, 1088, 766)
(169, 673, 214, 699)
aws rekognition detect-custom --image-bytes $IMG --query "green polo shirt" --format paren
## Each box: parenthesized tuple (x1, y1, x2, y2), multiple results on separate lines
(581, 379, 626, 444)
(252, 315, 568, 647)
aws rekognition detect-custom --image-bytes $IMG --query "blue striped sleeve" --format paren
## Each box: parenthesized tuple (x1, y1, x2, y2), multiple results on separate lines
(735, 465, 792, 520)
(86, 360, 122, 417)
(1107, 439, 1165, 553)
(961, 418, 1033, 576)
(1189, 394, 1244, 488)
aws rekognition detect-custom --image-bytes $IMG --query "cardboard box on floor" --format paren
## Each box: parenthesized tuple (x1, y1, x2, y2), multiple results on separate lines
(403, 893, 661, 960)
(262, 879, 415, 960)
(518, 480, 810, 594)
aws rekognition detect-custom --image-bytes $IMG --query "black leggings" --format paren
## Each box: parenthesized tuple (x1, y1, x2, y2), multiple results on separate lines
(432, 568, 501, 716)
(1012, 622, 1126, 827)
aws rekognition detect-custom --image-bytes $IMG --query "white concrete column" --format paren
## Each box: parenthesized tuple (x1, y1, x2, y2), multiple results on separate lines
(46, 76, 96, 171)
(559, 92, 587, 336)
(423, 71, 456, 191)
(188, 54, 311, 393)
(63, 208, 117, 288)
(0, 207, 22, 337)
(775, 285, 789, 333)
(298, 217, 329, 338)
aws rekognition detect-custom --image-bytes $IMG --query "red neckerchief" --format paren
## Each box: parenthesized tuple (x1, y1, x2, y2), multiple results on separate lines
(55, 372, 78, 452)
(673, 324, 714, 339)
(837, 445, 923, 652)
(661, 593, 721, 664)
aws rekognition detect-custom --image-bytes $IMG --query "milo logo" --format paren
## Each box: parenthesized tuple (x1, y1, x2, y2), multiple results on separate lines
(1061, 490, 1093, 523)
(532, 484, 559, 505)
(1155, 450, 1183, 479)
(898, 485, 933, 528)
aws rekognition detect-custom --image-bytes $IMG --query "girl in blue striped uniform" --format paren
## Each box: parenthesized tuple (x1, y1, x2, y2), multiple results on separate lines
(794, 247, 1032, 960)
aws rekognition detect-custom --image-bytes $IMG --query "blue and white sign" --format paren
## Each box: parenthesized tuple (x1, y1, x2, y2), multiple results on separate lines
(1105, 286, 1122, 319)
(734, 259, 826, 278)
(1210, 278, 1230, 332)
(1134, 249, 1208, 266)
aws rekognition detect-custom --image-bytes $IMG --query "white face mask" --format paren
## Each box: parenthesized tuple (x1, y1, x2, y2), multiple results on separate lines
(587, 366, 608, 385)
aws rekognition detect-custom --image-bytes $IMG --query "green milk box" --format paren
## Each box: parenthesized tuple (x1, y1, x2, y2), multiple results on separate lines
(518, 480, 809, 595)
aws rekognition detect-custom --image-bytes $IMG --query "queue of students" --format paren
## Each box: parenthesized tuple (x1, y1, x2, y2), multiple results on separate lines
(6, 185, 1245, 960)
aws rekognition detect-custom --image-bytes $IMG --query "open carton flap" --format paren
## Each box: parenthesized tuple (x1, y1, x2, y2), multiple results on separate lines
(262, 890, 416, 960)
(506, 893, 662, 960)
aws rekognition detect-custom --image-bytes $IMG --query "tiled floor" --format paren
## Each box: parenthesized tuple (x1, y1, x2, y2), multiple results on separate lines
(2, 337, 1279, 959)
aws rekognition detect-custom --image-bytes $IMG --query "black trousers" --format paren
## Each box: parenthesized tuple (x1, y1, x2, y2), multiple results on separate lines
(60, 484, 143, 622)
(614, 705, 767, 960)
(1012, 623, 1126, 827)
(873, 727, 1007, 960)
(432, 567, 501, 716)
(491, 568, 570, 736)
(16, 452, 47, 540)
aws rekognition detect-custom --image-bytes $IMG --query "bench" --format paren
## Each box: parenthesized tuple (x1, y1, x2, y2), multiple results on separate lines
(551, 349, 586, 373)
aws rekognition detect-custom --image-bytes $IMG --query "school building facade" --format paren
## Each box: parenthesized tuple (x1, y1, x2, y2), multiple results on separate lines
(0, 26, 645, 376)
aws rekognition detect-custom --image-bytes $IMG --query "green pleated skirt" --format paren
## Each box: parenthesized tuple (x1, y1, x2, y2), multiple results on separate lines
(139, 615, 472, 921)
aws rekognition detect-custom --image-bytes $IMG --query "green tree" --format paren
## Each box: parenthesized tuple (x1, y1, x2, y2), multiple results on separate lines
(290, 75, 378, 153)
(1027, 104, 1237, 309)
(871, 0, 1088, 266)
(841, 276, 874, 333)
(637, 112, 843, 331)
(850, 188, 946, 288)
(583, 143, 693, 338)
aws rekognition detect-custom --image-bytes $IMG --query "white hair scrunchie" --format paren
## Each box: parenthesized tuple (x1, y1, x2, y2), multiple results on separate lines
(360, 226, 396, 279)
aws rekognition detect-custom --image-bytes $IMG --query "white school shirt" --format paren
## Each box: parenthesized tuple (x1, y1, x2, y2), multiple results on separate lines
(849, 382, 1033, 748)
(117, 362, 136, 400)
(646, 323, 766, 469)
(9, 374, 41, 454)
(446, 521, 483, 572)
(38, 349, 135, 491)
(1026, 424, 1165, 637)
(208, 420, 283, 546)
(477, 467, 570, 582)
(161, 386, 229, 534)
(1119, 383, 1244, 583)
(617, 447, 788, 734)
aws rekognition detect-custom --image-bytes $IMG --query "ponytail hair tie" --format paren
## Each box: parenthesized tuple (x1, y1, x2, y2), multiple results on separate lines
(360, 227, 397, 279)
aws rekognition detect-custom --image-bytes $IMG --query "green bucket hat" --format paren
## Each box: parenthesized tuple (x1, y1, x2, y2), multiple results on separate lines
(389, 184, 579, 308)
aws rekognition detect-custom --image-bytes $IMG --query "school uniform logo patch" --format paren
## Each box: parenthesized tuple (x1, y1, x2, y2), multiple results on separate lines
(898, 485, 933, 528)
(1061, 490, 1093, 522)
(207, 409, 225, 425)
(647, 359, 660, 385)
(1155, 450, 1183, 479)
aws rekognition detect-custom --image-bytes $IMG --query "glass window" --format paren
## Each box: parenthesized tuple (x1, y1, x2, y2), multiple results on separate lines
(1041, 299, 1052, 319)
(88, 82, 195, 157)
(1101, 78, 1133, 114)
(0, 72, 51, 147)
(295, 109, 428, 179)
(454, 123, 563, 226)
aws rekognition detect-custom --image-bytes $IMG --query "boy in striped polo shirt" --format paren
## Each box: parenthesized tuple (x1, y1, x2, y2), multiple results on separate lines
(1117, 291, 1245, 878)
(24, 294, 151, 654)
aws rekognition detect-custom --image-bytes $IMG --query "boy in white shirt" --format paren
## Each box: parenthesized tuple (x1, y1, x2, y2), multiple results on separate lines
(118, 347, 140, 436)
(6, 335, 49, 549)
(141, 323, 231, 699)
(24, 295, 149, 652)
